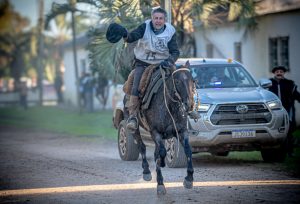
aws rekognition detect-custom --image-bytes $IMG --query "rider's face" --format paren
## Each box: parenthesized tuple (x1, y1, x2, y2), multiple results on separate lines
(151, 12, 166, 30)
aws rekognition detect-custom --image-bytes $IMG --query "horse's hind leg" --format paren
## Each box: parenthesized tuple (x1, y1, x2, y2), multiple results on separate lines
(133, 129, 151, 181)
(180, 132, 194, 189)
(153, 131, 166, 195)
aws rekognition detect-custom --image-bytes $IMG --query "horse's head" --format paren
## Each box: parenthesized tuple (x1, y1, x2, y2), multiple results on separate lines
(171, 61, 195, 113)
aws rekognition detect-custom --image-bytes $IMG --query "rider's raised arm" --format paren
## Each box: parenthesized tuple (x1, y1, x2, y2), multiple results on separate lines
(124, 23, 146, 43)
(167, 33, 180, 64)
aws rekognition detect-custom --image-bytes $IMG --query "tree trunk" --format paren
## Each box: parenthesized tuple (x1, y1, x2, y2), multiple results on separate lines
(37, 0, 44, 106)
(71, 10, 81, 112)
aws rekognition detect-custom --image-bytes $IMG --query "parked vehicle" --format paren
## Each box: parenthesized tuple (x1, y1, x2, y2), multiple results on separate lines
(113, 58, 289, 167)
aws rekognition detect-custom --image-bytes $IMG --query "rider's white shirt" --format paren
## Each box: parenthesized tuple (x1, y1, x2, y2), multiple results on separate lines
(134, 20, 175, 64)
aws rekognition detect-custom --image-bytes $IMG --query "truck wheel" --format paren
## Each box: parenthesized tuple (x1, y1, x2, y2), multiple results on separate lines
(261, 147, 286, 163)
(118, 120, 139, 161)
(165, 137, 187, 168)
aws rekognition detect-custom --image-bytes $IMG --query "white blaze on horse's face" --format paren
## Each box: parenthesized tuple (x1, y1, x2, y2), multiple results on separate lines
(151, 12, 166, 30)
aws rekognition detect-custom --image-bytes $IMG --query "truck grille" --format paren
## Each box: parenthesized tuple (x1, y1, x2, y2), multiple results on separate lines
(210, 103, 272, 125)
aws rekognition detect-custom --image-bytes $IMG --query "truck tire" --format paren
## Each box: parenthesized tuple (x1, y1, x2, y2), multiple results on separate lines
(118, 120, 139, 161)
(165, 137, 187, 168)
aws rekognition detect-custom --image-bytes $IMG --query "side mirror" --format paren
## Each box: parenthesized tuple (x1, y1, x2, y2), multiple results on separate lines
(258, 78, 272, 88)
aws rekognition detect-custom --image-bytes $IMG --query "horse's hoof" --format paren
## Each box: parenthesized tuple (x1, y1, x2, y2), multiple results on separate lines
(183, 179, 193, 189)
(157, 184, 166, 195)
(143, 173, 152, 181)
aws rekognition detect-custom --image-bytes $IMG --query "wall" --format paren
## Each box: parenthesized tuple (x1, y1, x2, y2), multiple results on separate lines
(194, 10, 300, 124)
(62, 47, 119, 110)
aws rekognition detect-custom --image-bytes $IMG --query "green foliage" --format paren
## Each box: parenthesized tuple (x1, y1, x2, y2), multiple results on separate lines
(87, 0, 145, 83)
(0, 0, 32, 81)
(45, 3, 73, 30)
(192, 0, 257, 29)
(0, 106, 117, 139)
(86, 0, 257, 84)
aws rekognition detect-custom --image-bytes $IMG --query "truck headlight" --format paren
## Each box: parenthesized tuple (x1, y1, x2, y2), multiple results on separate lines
(198, 104, 211, 112)
(267, 100, 282, 110)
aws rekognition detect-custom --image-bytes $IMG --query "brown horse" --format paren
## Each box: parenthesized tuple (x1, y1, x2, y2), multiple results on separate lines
(128, 61, 195, 195)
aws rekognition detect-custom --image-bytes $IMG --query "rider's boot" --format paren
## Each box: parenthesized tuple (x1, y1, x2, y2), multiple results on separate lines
(126, 95, 140, 131)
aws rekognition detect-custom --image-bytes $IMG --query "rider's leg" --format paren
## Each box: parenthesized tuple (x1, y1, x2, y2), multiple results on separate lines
(126, 63, 146, 131)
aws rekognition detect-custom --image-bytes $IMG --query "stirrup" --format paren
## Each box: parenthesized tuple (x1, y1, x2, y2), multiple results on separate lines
(126, 117, 138, 131)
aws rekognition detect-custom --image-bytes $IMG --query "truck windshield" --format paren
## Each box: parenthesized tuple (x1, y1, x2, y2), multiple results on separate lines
(190, 65, 258, 89)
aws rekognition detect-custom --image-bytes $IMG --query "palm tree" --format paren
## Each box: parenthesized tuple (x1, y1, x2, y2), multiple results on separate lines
(37, 0, 44, 105)
(87, 0, 257, 83)
(87, 0, 146, 82)
(45, 0, 99, 110)
(0, 0, 32, 89)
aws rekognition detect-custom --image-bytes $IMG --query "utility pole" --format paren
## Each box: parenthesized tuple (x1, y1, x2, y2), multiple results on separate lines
(69, 0, 81, 113)
(37, 0, 44, 106)
(161, 0, 172, 23)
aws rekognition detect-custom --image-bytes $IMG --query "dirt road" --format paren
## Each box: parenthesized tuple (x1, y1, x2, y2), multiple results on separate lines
(0, 126, 300, 204)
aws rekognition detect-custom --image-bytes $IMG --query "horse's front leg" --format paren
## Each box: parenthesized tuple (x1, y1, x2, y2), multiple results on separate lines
(152, 130, 166, 195)
(180, 131, 194, 189)
(133, 129, 151, 181)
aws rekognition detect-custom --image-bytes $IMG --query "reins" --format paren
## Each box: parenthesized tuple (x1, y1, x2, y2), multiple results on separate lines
(160, 66, 191, 158)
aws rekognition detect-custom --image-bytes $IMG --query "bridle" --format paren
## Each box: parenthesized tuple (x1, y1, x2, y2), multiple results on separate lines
(159, 65, 195, 157)
(171, 68, 191, 105)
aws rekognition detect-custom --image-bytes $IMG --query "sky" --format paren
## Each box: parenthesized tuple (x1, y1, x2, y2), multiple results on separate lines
(8, 0, 99, 37)
(10, 0, 66, 27)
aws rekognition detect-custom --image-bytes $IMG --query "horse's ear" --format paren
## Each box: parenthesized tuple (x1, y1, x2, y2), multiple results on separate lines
(185, 60, 190, 68)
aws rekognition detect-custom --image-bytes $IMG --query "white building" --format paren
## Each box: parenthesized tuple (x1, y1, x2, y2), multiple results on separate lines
(62, 34, 88, 107)
(194, 0, 300, 124)
(62, 34, 119, 110)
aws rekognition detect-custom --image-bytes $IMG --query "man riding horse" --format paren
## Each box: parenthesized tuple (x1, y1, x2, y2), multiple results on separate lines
(106, 7, 198, 131)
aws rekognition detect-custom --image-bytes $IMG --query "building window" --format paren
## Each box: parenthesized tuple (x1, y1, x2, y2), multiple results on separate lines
(269, 36, 289, 71)
(206, 43, 213, 58)
(234, 42, 242, 63)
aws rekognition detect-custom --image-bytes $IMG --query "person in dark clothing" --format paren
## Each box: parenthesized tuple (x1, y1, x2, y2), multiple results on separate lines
(82, 73, 94, 112)
(54, 71, 64, 104)
(124, 8, 181, 131)
(19, 81, 28, 110)
(106, 7, 199, 131)
(269, 65, 300, 157)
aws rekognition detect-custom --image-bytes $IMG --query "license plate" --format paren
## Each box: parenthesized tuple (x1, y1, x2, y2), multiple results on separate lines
(232, 129, 256, 138)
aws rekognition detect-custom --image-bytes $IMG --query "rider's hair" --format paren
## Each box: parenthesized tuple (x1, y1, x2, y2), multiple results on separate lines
(151, 7, 167, 18)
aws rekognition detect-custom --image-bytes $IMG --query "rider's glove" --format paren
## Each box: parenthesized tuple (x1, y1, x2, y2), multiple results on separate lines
(160, 59, 172, 69)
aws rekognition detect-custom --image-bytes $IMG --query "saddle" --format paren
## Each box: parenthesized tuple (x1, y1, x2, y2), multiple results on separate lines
(123, 64, 169, 110)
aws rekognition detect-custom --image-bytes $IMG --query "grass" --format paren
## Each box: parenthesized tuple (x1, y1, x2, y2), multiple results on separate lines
(0, 106, 117, 140)
(0, 106, 299, 176)
(228, 151, 263, 161)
